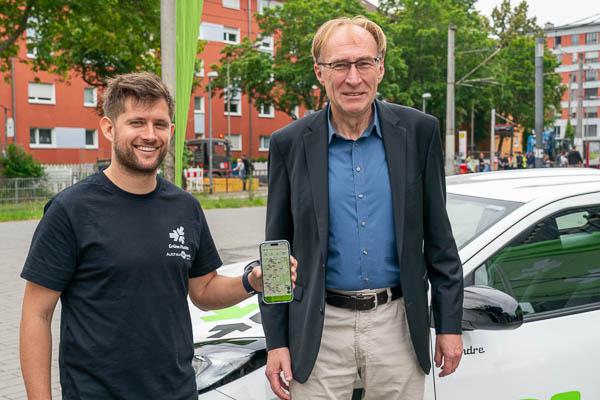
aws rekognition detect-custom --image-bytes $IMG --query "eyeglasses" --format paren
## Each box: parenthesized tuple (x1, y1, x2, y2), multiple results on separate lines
(317, 57, 382, 74)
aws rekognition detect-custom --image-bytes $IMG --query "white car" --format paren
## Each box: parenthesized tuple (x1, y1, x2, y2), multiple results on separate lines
(191, 168, 600, 400)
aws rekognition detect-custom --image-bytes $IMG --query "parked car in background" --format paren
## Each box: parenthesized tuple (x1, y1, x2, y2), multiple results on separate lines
(191, 168, 600, 400)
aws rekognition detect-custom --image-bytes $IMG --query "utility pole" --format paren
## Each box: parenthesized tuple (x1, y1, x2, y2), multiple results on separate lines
(445, 24, 456, 175)
(161, 0, 176, 182)
(470, 102, 475, 153)
(534, 37, 544, 168)
(490, 109, 495, 170)
(575, 52, 584, 148)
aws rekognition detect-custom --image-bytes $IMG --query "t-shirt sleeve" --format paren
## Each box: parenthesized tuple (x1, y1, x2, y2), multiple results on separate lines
(21, 199, 77, 292)
(189, 203, 222, 278)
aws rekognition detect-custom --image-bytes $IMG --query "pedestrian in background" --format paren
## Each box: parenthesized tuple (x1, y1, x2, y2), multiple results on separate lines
(568, 146, 584, 167)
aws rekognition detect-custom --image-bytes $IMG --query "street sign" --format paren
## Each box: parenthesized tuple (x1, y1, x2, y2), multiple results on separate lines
(6, 118, 14, 138)
(458, 130, 467, 159)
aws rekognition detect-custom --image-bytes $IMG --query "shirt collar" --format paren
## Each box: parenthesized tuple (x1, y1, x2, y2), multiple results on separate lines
(327, 102, 381, 144)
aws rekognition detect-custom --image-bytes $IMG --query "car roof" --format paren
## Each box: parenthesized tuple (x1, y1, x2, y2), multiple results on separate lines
(446, 168, 600, 203)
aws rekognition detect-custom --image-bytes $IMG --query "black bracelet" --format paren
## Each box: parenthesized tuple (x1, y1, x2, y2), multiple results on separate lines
(242, 260, 260, 295)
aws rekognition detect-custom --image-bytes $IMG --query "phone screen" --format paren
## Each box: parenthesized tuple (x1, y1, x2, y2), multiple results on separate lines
(260, 240, 293, 303)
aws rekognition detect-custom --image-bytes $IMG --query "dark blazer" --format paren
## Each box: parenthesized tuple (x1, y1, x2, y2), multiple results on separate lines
(260, 100, 463, 383)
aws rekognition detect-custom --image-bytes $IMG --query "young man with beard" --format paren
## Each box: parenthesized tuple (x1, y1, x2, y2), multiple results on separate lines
(19, 72, 296, 400)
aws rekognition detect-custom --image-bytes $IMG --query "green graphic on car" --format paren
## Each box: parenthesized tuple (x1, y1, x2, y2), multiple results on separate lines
(522, 391, 581, 400)
(200, 304, 259, 322)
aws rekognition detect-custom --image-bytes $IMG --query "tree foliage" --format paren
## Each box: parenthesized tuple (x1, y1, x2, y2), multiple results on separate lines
(0, 144, 44, 178)
(212, 0, 564, 134)
(1, 0, 161, 86)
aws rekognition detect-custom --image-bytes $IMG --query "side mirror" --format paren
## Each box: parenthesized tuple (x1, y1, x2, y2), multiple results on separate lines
(462, 285, 523, 331)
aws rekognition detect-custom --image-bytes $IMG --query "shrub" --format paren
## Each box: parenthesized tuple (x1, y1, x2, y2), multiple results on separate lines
(0, 144, 44, 178)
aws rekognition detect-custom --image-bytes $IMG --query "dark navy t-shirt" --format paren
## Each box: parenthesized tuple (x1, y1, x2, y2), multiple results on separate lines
(21, 173, 222, 400)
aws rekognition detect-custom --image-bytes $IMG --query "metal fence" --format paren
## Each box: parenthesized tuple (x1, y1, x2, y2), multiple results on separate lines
(0, 173, 92, 204)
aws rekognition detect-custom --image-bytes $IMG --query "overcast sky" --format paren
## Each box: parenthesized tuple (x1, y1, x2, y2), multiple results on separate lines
(474, 0, 600, 27)
(368, 0, 600, 27)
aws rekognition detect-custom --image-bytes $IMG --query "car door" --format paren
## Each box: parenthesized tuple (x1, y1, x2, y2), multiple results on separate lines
(429, 193, 600, 400)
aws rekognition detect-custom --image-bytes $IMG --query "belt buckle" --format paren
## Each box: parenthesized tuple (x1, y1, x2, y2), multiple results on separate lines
(356, 292, 378, 310)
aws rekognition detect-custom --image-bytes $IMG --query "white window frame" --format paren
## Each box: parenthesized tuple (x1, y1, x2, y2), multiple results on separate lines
(26, 27, 37, 58)
(83, 87, 97, 107)
(585, 32, 598, 45)
(258, 102, 275, 118)
(222, 0, 240, 9)
(258, 0, 282, 14)
(258, 35, 274, 53)
(195, 59, 205, 77)
(227, 134, 242, 151)
(585, 124, 598, 137)
(85, 129, 98, 149)
(28, 83, 55, 105)
(223, 27, 240, 44)
(224, 86, 242, 116)
(29, 127, 56, 148)
(194, 96, 205, 114)
(259, 135, 271, 151)
(293, 105, 300, 120)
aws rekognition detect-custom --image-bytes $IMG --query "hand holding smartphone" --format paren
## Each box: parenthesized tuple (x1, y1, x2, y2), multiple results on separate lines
(260, 240, 293, 304)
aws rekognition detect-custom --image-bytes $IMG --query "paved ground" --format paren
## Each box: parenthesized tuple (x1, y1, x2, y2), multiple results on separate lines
(0, 207, 266, 399)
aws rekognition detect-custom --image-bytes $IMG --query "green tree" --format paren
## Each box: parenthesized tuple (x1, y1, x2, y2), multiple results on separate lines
(0, 144, 44, 178)
(565, 119, 575, 142)
(488, 1, 564, 129)
(1, 0, 161, 86)
(210, 0, 407, 118)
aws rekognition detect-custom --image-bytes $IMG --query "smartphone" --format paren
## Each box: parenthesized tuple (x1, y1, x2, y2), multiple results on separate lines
(259, 240, 293, 304)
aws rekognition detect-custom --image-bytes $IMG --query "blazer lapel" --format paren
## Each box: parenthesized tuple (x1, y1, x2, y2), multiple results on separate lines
(377, 100, 407, 261)
(303, 111, 329, 264)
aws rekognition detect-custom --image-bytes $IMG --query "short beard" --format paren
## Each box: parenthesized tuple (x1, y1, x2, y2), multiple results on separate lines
(113, 133, 168, 175)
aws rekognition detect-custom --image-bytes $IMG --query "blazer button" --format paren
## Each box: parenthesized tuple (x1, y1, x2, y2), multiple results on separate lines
(319, 307, 323, 314)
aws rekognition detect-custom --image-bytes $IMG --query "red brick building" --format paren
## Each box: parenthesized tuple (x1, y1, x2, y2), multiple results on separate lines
(0, 0, 297, 165)
(546, 18, 600, 145)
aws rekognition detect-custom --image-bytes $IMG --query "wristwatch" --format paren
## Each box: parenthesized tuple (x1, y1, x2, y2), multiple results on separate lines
(242, 259, 260, 295)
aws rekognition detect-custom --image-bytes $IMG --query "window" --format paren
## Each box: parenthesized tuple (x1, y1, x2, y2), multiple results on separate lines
(585, 69, 597, 82)
(585, 32, 598, 45)
(227, 134, 242, 151)
(473, 206, 600, 317)
(222, 0, 240, 8)
(259, 103, 275, 118)
(258, 0, 282, 14)
(85, 129, 98, 148)
(200, 22, 224, 41)
(258, 35, 274, 53)
(572, 34, 580, 45)
(259, 135, 271, 151)
(556, 53, 563, 64)
(223, 27, 240, 44)
(224, 86, 242, 116)
(553, 126, 561, 138)
(447, 194, 523, 249)
(29, 128, 54, 147)
(194, 96, 205, 114)
(83, 87, 97, 107)
(585, 107, 598, 118)
(585, 88, 598, 99)
(28, 83, 55, 104)
(585, 125, 598, 137)
(26, 27, 37, 58)
(555, 36, 562, 47)
(586, 52, 599, 63)
(572, 53, 578, 63)
(195, 59, 204, 77)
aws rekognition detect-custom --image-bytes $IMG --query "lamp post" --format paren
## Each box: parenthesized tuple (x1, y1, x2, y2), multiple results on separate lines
(207, 71, 218, 194)
(422, 92, 431, 113)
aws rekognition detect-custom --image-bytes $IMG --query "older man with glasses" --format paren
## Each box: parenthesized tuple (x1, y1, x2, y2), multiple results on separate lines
(260, 16, 464, 400)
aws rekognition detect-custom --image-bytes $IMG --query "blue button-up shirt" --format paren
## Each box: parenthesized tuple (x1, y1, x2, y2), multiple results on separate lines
(326, 104, 400, 290)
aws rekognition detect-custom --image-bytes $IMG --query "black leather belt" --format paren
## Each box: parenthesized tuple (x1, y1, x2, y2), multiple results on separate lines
(325, 285, 403, 311)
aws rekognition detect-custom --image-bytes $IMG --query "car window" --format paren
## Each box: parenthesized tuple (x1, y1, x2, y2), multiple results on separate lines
(446, 194, 522, 249)
(473, 205, 600, 317)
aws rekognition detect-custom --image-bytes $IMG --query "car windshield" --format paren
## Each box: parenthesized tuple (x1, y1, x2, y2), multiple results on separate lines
(447, 193, 523, 249)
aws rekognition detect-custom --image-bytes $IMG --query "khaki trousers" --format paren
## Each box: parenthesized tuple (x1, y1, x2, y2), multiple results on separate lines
(290, 296, 425, 400)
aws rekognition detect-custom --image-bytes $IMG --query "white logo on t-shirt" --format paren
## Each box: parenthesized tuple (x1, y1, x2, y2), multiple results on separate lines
(169, 226, 185, 244)
(166, 226, 191, 260)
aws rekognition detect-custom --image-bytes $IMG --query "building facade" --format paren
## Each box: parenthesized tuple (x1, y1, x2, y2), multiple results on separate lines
(0, 0, 297, 165)
(546, 18, 600, 147)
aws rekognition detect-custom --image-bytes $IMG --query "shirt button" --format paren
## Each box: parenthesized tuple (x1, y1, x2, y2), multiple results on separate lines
(358, 193, 364, 199)
(361, 221, 366, 227)
(362, 249, 368, 255)
(356, 166, 361, 172)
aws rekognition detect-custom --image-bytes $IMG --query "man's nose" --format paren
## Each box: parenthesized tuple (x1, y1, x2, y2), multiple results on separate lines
(344, 64, 362, 84)
(141, 122, 158, 139)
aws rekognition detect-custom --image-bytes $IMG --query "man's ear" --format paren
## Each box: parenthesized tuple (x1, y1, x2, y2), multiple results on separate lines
(99, 116, 115, 143)
(170, 123, 175, 137)
(314, 63, 325, 87)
